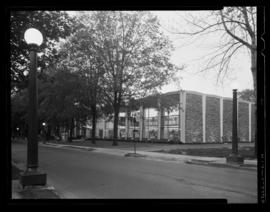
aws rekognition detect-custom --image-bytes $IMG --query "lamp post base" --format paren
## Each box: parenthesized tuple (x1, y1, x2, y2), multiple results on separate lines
(20, 170, 47, 188)
(226, 154, 244, 165)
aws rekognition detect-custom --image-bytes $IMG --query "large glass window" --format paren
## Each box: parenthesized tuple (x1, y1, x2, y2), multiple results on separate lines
(130, 110, 140, 127)
(118, 117, 126, 126)
(144, 108, 158, 139)
(163, 108, 180, 140)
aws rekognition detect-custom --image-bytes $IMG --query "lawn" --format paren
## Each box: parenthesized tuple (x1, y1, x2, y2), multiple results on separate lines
(156, 147, 256, 159)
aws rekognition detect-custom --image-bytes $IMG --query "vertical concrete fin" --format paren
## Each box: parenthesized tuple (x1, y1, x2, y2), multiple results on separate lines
(125, 109, 129, 140)
(220, 97, 223, 142)
(103, 119, 106, 139)
(180, 90, 186, 143)
(157, 98, 161, 140)
(249, 102, 252, 142)
(139, 105, 144, 141)
(202, 94, 206, 143)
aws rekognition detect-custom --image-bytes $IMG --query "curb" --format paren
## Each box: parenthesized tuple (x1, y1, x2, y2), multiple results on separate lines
(62, 145, 95, 151)
(124, 152, 146, 157)
(41, 143, 95, 151)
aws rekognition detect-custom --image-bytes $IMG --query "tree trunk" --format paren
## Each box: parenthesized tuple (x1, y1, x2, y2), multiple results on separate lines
(113, 104, 120, 146)
(251, 48, 257, 156)
(91, 105, 96, 144)
(56, 125, 61, 141)
(68, 118, 74, 143)
(46, 124, 51, 141)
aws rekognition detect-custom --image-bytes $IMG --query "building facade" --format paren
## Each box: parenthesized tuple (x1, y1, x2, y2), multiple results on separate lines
(74, 90, 255, 143)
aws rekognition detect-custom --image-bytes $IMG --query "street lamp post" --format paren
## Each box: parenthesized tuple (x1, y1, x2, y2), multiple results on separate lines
(226, 82, 244, 165)
(20, 28, 47, 187)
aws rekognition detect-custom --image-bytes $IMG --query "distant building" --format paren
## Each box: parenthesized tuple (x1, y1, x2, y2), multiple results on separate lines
(73, 89, 255, 143)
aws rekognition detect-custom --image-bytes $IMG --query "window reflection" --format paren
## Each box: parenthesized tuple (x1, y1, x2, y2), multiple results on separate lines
(163, 108, 179, 140)
(144, 108, 158, 140)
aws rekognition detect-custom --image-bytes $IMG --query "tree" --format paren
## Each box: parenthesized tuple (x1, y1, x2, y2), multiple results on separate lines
(76, 11, 179, 145)
(57, 20, 106, 144)
(11, 66, 89, 142)
(38, 67, 89, 142)
(11, 88, 28, 138)
(238, 89, 255, 102)
(10, 10, 75, 93)
(170, 7, 257, 154)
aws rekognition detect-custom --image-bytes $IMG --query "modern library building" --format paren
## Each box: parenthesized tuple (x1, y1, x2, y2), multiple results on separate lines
(73, 89, 255, 143)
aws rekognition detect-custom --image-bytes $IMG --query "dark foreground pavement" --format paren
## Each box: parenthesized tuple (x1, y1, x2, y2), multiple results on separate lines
(11, 163, 60, 199)
(11, 143, 257, 203)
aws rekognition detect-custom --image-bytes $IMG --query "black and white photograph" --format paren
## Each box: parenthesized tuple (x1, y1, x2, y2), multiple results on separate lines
(5, 4, 267, 205)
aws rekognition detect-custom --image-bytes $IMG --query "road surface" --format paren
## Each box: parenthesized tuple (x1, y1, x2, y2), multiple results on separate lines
(12, 143, 257, 203)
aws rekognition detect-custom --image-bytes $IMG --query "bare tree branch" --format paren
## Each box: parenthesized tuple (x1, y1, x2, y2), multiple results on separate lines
(248, 7, 257, 34)
(241, 7, 256, 40)
(220, 10, 253, 49)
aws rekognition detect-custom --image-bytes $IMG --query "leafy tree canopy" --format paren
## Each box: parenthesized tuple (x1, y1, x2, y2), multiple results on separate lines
(11, 88, 28, 130)
(238, 89, 255, 102)
(71, 11, 180, 142)
(38, 68, 90, 128)
(10, 10, 76, 93)
(75, 11, 179, 102)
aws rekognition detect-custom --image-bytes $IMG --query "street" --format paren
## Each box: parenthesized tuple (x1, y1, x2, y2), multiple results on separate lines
(12, 143, 257, 203)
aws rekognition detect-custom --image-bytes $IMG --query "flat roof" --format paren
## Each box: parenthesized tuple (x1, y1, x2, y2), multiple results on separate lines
(138, 89, 254, 104)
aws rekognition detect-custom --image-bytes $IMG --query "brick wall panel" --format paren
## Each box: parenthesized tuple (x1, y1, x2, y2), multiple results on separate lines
(251, 104, 255, 141)
(185, 93, 203, 143)
(238, 102, 249, 141)
(205, 96, 220, 142)
(223, 99, 232, 142)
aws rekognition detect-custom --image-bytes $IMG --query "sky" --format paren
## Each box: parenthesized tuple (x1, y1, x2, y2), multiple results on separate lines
(67, 10, 254, 98)
(152, 11, 254, 98)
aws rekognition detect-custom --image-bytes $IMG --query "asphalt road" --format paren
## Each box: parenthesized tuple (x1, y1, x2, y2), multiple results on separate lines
(11, 143, 257, 203)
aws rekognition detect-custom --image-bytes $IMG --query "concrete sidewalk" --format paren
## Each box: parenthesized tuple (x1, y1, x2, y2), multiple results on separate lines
(46, 139, 255, 151)
(11, 161, 61, 199)
(40, 142, 257, 170)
